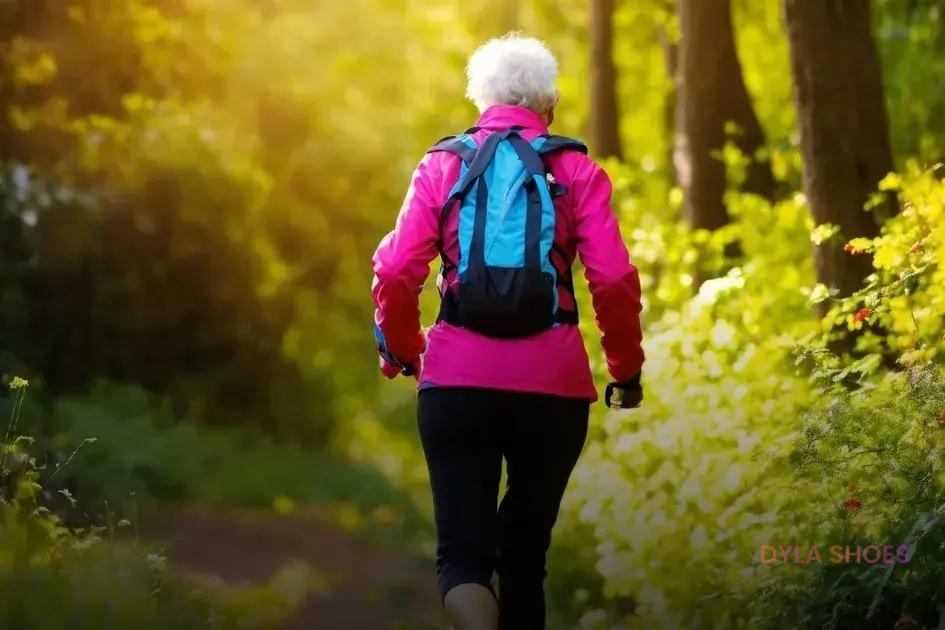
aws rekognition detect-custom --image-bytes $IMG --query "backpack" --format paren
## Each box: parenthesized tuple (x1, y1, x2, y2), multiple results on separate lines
(429, 126, 587, 338)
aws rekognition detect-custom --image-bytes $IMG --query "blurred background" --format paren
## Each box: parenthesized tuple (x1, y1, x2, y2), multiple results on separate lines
(1, 0, 945, 628)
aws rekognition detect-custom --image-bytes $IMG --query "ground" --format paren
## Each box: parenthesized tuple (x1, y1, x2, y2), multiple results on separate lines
(150, 505, 446, 630)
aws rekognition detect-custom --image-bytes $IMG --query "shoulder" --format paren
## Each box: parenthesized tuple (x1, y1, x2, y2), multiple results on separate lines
(425, 132, 474, 165)
(546, 144, 609, 191)
(410, 139, 465, 201)
(566, 150, 605, 179)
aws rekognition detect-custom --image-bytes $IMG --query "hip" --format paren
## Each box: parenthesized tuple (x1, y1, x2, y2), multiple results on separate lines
(418, 322, 598, 401)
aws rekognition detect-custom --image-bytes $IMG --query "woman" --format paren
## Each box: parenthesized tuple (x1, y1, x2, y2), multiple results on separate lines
(372, 35, 644, 630)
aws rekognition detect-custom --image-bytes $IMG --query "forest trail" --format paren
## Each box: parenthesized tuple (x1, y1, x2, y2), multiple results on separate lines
(149, 505, 446, 630)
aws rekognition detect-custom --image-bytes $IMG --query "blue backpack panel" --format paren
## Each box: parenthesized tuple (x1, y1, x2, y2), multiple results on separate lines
(429, 128, 587, 338)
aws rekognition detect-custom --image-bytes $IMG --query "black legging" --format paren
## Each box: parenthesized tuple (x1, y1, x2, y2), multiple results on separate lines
(417, 387, 590, 629)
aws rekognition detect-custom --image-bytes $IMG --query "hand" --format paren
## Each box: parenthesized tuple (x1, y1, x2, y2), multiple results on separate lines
(379, 356, 401, 379)
(399, 358, 421, 379)
(604, 373, 642, 409)
(380, 356, 420, 380)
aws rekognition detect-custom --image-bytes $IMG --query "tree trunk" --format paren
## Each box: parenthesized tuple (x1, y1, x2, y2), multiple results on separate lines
(782, 0, 895, 296)
(589, 0, 621, 159)
(674, 0, 775, 232)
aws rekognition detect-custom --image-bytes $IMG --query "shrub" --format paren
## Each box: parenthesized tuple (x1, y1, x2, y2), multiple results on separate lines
(754, 364, 945, 629)
(561, 164, 945, 628)
(41, 380, 429, 549)
(0, 378, 346, 629)
(0, 378, 212, 629)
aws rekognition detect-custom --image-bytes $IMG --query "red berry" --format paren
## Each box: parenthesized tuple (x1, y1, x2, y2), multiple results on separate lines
(853, 308, 871, 322)
(843, 498, 863, 511)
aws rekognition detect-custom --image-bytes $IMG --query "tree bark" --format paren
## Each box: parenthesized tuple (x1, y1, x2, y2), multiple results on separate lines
(783, 0, 895, 296)
(674, 0, 774, 232)
(589, 0, 622, 159)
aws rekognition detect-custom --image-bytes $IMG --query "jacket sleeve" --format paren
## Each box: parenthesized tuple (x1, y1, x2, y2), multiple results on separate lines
(371, 153, 442, 375)
(572, 160, 645, 382)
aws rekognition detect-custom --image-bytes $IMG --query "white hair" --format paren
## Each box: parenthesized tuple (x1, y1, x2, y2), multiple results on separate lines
(465, 35, 559, 113)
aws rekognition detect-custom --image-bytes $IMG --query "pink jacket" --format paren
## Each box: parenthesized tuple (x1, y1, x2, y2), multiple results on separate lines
(371, 105, 644, 401)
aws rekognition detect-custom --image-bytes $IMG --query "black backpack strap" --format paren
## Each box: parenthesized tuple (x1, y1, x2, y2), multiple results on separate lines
(462, 130, 518, 273)
(428, 135, 476, 166)
(536, 134, 588, 157)
(429, 135, 475, 270)
(435, 130, 510, 270)
(444, 130, 512, 207)
(506, 133, 546, 176)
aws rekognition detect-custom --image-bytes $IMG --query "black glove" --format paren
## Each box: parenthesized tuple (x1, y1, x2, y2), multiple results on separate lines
(604, 373, 642, 409)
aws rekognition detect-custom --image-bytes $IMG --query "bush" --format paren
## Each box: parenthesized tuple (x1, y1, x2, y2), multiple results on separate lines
(1, 378, 350, 629)
(753, 364, 945, 629)
(560, 164, 945, 628)
(0, 378, 212, 629)
(40, 380, 429, 549)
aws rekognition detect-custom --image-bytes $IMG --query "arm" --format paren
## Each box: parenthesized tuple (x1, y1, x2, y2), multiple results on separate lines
(371, 153, 442, 377)
(572, 160, 645, 383)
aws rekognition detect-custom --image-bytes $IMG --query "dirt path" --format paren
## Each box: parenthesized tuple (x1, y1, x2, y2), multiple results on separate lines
(149, 505, 446, 630)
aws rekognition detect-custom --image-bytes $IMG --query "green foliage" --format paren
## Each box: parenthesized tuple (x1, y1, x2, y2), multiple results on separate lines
(809, 164, 945, 364)
(3, 0, 945, 627)
(755, 365, 945, 629)
(0, 0, 460, 441)
(0, 529, 210, 630)
(559, 165, 945, 628)
(563, 188, 817, 626)
(1, 379, 376, 629)
(41, 380, 429, 547)
(0, 379, 209, 629)
(876, 0, 945, 161)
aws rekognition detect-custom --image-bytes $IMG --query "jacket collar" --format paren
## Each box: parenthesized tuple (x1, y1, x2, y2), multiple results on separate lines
(475, 104, 549, 134)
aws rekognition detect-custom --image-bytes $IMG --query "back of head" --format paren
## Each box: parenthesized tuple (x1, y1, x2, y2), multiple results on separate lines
(465, 34, 559, 115)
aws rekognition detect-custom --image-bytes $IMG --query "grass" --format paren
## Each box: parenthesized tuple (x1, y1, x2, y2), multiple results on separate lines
(34, 380, 431, 549)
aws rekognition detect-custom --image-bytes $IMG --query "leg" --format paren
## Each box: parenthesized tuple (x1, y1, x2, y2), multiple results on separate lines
(444, 583, 499, 630)
(496, 394, 589, 630)
(417, 387, 503, 630)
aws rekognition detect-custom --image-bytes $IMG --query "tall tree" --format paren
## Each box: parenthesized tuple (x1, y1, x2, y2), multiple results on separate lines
(783, 0, 895, 296)
(674, 0, 774, 232)
(589, 0, 621, 159)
